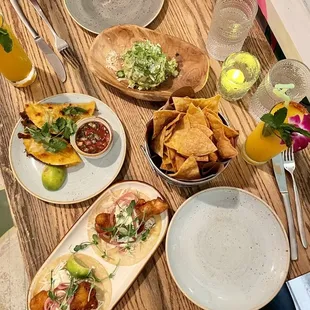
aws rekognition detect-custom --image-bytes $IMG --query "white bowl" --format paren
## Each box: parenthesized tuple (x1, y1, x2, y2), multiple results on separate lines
(71, 116, 113, 159)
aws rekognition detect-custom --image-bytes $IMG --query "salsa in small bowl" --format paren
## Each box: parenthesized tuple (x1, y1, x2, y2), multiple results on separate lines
(71, 117, 113, 158)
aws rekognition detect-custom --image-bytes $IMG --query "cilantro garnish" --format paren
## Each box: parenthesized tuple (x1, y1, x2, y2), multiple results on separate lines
(0, 27, 13, 53)
(261, 107, 310, 146)
(61, 106, 87, 116)
(25, 117, 77, 153)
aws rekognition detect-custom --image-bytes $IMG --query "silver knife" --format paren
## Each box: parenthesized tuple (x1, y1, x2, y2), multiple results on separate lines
(10, 0, 66, 82)
(272, 153, 298, 260)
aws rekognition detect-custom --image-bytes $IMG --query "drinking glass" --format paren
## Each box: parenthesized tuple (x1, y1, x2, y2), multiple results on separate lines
(242, 102, 307, 165)
(206, 0, 258, 61)
(218, 51, 260, 101)
(0, 13, 37, 87)
(249, 59, 310, 121)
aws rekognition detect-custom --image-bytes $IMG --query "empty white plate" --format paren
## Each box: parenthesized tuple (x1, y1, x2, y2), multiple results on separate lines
(166, 187, 290, 310)
(64, 0, 165, 34)
(9, 93, 126, 204)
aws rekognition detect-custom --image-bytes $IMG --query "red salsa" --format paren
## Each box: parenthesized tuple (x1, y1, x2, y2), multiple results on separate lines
(76, 121, 111, 154)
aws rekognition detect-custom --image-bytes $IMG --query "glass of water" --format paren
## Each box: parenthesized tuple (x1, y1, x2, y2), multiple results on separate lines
(206, 0, 258, 61)
(249, 59, 310, 121)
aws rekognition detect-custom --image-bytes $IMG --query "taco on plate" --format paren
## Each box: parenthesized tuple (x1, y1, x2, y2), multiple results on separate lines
(28, 253, 112, 310)
(87, 188, 168, 266)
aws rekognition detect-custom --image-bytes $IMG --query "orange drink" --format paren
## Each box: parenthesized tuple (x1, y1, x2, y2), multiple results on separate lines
(242, 102, 308, 165)
(0, 14, 36, 87)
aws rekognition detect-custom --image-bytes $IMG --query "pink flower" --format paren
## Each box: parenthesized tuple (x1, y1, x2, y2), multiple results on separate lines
(289, 114, 310, 152)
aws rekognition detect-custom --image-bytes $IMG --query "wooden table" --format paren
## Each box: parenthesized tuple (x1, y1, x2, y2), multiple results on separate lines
(1, 0, 310, 309)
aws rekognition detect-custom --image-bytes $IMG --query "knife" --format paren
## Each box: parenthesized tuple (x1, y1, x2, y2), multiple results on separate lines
(272, 153, 298, 261)
(10, 0, 66, 82)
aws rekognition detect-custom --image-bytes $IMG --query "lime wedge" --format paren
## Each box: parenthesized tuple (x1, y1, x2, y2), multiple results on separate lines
(66, 255, 91, 279)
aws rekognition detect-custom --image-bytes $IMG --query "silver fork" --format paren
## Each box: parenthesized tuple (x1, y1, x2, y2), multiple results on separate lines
(283, 148, 308, 249)
(29, 0, 80, 69)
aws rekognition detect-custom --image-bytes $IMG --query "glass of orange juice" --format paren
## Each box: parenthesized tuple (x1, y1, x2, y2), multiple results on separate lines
(0, 13, 36, 87)
(242, 101, 310, 165)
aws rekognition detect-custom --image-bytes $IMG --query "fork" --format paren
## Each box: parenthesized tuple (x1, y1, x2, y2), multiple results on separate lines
(283, 148, 308, 249)
(29, 0, 80, 69)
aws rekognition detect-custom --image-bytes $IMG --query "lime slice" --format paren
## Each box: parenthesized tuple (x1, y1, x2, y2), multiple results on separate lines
(42, 165, 67, 191)
(66, 255, 91, 279)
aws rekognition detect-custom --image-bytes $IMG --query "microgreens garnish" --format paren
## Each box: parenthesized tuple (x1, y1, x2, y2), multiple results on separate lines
(25, 117, 77, 153)
(61, 106, 87, 117)
(48, 270, 57, 301)
(261, 107, 310, 146)
(73, 234, 99, 252)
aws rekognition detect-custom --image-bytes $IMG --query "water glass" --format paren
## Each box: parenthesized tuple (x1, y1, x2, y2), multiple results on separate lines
(249, 59, 310, 121)
(218, 51, 260, 101)
(206, 0, 258, 61)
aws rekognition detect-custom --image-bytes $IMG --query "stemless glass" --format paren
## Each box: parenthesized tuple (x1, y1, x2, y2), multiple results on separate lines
(0, 13, 37, 87)
(206, 0, 258, 61)
(218, 51, 260, 101)
(248, 59, 310, 121)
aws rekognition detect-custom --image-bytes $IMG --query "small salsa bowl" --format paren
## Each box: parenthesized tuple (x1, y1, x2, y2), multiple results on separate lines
(70, 117, 113, 159)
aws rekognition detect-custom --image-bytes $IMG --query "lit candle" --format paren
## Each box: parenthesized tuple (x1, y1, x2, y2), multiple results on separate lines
(218, 52, 260, 101)
(226, 69, 245, 84)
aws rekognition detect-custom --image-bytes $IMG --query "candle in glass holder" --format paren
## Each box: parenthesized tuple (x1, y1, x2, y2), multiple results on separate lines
(218, 51, 260, 101)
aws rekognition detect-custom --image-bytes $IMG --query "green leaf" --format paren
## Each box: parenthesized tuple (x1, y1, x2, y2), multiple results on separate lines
(126, 200, 136, 217)
(260, 113, 276, 127)
(45, 138, 67, 153)
(41, 123, 50, 136)
(48, 290, 57, 301)
(281, 124, 310, 138)
(92, 234, 99, 245)
(61, 106, 87, 116)
(262, 124, 274, 137)
(273, 107, 287, 127)
(0, 27, 13, 53)
(278, 128, 292, 147)
(56, 117, 66, 131)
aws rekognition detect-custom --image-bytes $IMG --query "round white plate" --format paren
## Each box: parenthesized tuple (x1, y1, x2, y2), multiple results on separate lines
(64, 0, 165, 34)
(9, 93, 126, 204)
(166, 187, 290, 310)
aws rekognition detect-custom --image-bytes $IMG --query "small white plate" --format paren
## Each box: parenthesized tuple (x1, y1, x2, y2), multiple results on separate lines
(27, 181, 169, 309)
(9, 93, 126, 204)
(166, 187, 290, 310)
(64, 0, 165, 34)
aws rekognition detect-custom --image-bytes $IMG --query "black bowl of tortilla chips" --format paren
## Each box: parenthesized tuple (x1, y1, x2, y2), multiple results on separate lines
(143, 87, 239, 187)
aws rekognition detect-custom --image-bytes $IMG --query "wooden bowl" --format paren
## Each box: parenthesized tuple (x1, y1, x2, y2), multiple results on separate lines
(88, 25, 210, 101)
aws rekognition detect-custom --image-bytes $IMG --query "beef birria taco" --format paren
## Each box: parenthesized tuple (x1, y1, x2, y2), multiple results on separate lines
(87, 188, 169, 266)
(28, 253, 112, 310)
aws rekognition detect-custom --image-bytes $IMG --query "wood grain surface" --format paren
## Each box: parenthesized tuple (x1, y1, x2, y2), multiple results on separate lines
(0, 0, 310, 309)
(89, 24, 209, 101)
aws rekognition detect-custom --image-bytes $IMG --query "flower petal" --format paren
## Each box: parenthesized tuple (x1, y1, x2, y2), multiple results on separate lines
(300, 113, 310, 131)
(289, 114, 301, 126)
(292, 132, 310, 152)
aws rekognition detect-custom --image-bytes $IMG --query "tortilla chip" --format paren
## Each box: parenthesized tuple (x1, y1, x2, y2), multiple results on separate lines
(25, 102, 96, 129)
(193, 124, 213, 137)
(173, 95, 220, 113)
(165, 128, 217, 157)
(23, 138, 81, 166)
(174, 153, 186, 170)
(169, 156, 201, 180)
(195, 155, 210, 162)
(223, 124, 239, 138)
(166, 113, 183, 130)
(160, 161, 175, 172)
(209, 152, 219, 162)
(151, 126, 167, 158)
(205, 113, 238, 159)
(187, 104, 207, 126)
(152, 110, 181, 139)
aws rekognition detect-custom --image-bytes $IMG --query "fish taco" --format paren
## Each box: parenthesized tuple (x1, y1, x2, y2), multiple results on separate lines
(87, 188, 168, 266)
(28, 253, 112, 310)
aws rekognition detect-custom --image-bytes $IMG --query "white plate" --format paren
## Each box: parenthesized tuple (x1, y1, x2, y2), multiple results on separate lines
(27, 181, 169, 309)
(64, 0, 165, 34)
(166, 187, 290, 310)
(9, 93, 126, 204)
